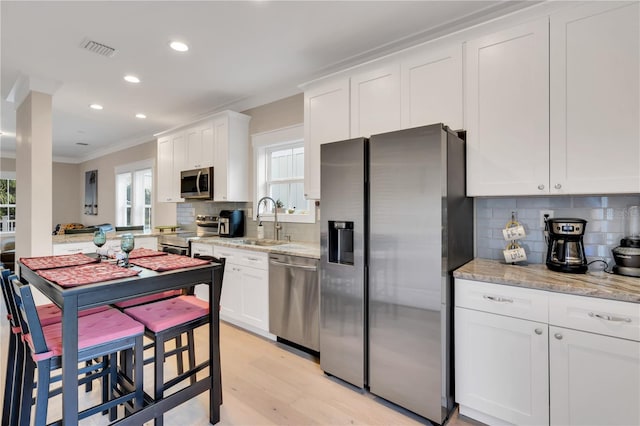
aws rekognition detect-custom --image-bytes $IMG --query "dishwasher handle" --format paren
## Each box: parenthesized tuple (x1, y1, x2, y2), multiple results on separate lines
(269, 259, 317, 272)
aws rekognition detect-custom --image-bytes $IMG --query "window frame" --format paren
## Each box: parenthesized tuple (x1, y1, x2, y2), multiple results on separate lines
(0, 172, 16, 234)
(114, 159, 154, 230)
(252, 124, 315, 224)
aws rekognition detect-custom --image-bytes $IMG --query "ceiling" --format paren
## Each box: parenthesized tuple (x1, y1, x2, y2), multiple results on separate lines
(1, 1, 534, 163)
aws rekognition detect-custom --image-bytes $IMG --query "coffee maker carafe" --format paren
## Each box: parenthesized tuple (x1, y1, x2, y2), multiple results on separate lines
(545, 218, 588, 273)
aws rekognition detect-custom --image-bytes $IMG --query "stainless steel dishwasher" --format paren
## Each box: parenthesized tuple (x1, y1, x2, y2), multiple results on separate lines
(268, 254, 320, 352)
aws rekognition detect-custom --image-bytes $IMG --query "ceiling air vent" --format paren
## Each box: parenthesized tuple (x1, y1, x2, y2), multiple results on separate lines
(79, 38, 116, 58)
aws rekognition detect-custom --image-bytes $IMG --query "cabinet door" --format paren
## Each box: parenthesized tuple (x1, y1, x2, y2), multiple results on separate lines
(465, 19, 549, 196)
(303, 78, 350, 200)
(156, 136, 176, 202)
(219, 262, 242, 322)
(550, 326, 640, 426)
(401, 45, 462, 130)
(239, 265, 269, 332)
(550, 2, 640, 194)
(212, 117, 229, 202)
(350, 63, 401, 138)
(185, 123, 214, 169)
(455, 307, 549, 426)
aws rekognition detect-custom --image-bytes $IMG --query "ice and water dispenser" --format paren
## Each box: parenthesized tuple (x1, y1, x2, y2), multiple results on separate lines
(328, 221, 354, 265)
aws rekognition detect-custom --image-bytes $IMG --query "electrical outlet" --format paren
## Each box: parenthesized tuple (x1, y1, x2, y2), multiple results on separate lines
(540, 210, 554, 228)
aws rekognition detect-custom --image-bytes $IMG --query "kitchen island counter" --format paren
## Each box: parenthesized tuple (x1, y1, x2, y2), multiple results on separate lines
(454, 258, 640, 303)
(52, 230, 164, 244)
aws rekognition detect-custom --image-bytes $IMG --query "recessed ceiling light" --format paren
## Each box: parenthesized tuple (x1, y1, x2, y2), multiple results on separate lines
(170, 41, 189, 52)
(135, 113, 147, 119)
(124, 75, 140, 83)
(89, 104, 103, 110)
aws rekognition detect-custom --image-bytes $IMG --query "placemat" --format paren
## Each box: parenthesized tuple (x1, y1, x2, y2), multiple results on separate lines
(126, 248, 168, 260)
(129, 253, 211, 272)
(21, 253, 99, 271)
(37, 262, 140, 287)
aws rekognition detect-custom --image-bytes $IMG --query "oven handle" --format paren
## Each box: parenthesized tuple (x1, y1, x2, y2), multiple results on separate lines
(161, 246, 188, 256)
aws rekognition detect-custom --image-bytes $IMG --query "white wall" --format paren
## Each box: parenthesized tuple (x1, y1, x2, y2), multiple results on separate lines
(78, 140, 175, 229)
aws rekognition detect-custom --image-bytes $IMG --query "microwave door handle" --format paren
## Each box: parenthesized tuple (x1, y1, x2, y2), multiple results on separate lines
(196, 170, 202, 195)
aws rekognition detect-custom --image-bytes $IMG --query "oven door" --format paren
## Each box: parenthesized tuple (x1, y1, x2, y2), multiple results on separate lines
(159, 243, 188, 256)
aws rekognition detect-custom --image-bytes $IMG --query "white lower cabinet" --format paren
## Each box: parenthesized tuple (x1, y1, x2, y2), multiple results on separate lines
(549, 326, 640, 426)
(455, 307, 549, 426)
(213, 246, 273, 339)
(455, 278, 640, 426)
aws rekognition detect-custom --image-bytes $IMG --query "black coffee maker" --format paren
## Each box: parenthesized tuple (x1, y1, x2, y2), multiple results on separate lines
(545, 218, 588, 273)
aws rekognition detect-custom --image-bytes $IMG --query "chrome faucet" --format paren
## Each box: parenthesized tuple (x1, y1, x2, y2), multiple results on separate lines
(256, 196, 282, 241)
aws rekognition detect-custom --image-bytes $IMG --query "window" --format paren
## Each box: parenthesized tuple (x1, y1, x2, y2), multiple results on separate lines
(266, 144, 305, 213)
(0, 175, 16, 233)
(253, 124, 315, 223)
(115, 160, 153, 229)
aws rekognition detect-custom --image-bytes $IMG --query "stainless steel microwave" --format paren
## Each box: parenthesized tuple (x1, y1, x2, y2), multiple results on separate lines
(180, 167, 213, 199)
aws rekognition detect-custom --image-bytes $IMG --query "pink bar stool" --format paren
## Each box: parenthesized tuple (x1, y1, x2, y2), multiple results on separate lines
(123, 256, 225, 426)
(10, 276, 146, 425)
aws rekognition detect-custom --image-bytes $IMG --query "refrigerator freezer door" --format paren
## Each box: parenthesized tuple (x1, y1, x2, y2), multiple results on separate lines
(320, 138, 367, 388)
(368, 124, 447, 421)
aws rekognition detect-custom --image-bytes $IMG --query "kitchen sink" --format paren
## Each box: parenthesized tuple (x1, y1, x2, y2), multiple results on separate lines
(240, 239, 288, 247)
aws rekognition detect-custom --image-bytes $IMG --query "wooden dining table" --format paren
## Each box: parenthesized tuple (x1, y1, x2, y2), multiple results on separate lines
(18, 257, 224, 426)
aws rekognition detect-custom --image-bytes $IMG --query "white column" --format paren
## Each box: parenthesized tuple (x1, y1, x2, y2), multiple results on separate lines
(15, 91, 54, 305)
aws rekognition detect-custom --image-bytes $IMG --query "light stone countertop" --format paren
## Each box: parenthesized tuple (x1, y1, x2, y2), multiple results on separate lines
(192, 237, 320, 260)
(52, 230, 164, 244)
(454, 258, 640, 303)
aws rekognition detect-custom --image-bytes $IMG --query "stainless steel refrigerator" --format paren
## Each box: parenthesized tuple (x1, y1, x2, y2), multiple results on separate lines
(319, 124, 473, 424)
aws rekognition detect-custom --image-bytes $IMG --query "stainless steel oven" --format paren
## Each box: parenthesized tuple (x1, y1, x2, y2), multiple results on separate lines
(157, 215, 219, 256)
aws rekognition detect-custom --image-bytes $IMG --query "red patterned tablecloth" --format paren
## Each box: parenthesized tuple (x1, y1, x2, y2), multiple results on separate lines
(37, 262, 140, 287)
(129, 253, 211, 272)
(20, 254, 98, 271)
(127, 248, 168, 260)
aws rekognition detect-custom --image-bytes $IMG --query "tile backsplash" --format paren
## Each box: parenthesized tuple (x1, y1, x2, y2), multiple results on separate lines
(176, 202, 320, 243)
(475, 195, 640, 269)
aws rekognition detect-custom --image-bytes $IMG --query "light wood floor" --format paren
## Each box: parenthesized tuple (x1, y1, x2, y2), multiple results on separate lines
(1, 313, 481, 426)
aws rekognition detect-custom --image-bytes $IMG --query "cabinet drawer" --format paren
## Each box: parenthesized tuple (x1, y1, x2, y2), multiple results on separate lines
(213, 246, 267, 270)
(52, 242, 94, 255)
(236, 250, 268, 270)
(455, 279, 548, 323)
(191, 243, 214, 257)
(549, 293, 640, 342)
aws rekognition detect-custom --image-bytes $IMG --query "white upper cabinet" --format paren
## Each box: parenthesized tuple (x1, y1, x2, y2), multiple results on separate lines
(303, 78, 350, 200)
(401, 45, 463, 130)
(465, 18, 550, 196)
(350, 63, 401, 138)
(466, 1, 639, 197)
(549, 1, 640, 194)
(156, 132, 185, 202)
(156, 110, 250, 203)
(303, 44, 462, 200)
(212, 111, 251, 202)
(185, 123, 214, 169)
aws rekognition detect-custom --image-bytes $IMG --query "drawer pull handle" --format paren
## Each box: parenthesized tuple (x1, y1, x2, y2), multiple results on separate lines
(535, 328, 543, 335)
(247, 257, 260, 261)
(554, 333, 563, 340)
(483, 295, 513, 303)
(588, 312, 632, 323)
